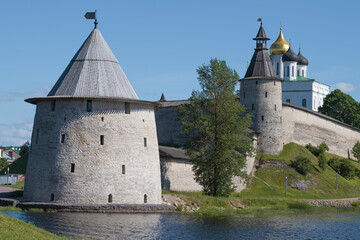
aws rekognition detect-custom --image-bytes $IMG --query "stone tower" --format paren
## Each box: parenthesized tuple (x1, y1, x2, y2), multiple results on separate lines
(23, 22, 162, 204)
(239, 22, 283, 155)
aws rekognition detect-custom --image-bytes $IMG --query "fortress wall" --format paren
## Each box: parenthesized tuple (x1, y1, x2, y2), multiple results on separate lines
(282, 103, 360, 158)
(24, 99, 162, 204)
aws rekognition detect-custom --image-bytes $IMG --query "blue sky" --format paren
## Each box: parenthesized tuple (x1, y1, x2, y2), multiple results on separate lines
(0, 0, 359, 145)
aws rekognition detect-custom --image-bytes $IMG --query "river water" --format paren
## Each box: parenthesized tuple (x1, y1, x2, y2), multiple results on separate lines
(2, 211, 360, 239)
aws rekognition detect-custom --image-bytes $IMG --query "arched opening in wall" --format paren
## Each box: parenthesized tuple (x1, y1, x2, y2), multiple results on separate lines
(50, 193, 54, 201)
(144, 194, 147, 203)
(261, 116, 264, 121)
(100, 135, 104, 145)
(302, 69, 305, 76)
(51, 100, 56, 112)
(286, 99, 290, 103)
(87, 100, 92, 112)
(302, 99, 307, 107)
(35, 128, 39, 144)
(108, 194, 113, 203)
(101, 117, 104, 122)
(61, 134, 65, 143)
(287, 66, 290, 77)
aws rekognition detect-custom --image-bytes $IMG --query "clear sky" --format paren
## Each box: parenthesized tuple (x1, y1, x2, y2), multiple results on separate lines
(1, 0, 359, 146)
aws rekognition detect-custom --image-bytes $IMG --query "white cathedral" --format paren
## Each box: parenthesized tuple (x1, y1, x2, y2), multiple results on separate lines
(269, 27, 329, 111)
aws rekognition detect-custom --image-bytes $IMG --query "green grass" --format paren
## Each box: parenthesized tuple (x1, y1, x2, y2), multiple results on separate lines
(0, 212, 68, 240)
(165, 143, 360, 216)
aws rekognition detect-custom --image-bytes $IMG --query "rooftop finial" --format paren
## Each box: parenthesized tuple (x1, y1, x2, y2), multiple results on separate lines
(280, 21, 282, 30)
(257, 17, 262, 25)
(85, 10, 98, 28)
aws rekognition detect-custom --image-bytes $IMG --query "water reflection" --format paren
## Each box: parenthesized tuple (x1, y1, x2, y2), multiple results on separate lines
(2, 211, 360, 239)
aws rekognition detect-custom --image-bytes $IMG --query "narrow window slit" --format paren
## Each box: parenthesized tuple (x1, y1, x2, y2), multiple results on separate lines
(125, 102, 130, 114)
(108, 194, 112, 203)
(100, 135, 104, 145)
(87, 100, 92, 112)
(71, 163, 75, 173)
(122, 165, 125, 174)
(61, 134, 65, 143)
(144, 137, 147, 147)
(50, 193, 54, 201)
(144, 194, 147, 203)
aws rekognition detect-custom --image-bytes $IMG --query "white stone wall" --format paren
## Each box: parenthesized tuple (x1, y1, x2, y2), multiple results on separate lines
(24, 99, 162, 204)
(283, 61, 297, 81)
(240, 79, 283, 154)
(282, 104, 360, 158)
(297, 65, 307, 78)
(270, 55, 284, 79)
(312, 82, 330, 111)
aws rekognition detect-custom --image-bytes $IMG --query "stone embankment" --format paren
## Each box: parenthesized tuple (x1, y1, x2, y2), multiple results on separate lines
(308, 198, 360, 207)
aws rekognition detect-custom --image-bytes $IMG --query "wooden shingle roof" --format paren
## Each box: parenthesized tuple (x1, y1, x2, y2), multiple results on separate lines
(47, 27, 139, 99)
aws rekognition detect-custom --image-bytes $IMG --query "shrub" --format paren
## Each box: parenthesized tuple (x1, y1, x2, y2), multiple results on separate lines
(290, 156, 313, 175)
(328, 157, 356, 179)
(287, 202, 310, 210)
(318, 153, 327, 171)
(352, 141, 360, 162)
(305, 142, 329, 157)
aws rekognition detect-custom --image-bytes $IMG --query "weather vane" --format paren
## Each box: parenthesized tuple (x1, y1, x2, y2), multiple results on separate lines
(85, 10, 98, 28)
(257, 17, 262, 24)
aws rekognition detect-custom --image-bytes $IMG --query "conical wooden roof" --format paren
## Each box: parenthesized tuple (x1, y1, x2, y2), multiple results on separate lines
(47, 27, 139, 99)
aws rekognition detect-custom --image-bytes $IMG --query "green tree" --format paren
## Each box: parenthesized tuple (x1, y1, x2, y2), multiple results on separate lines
(328, 157, 356, 179)
(318, 153, 327, 171)
(0, 158, 8, 171)
(352, 141, 360, 162)
(318, 89, 360, 128)
(20, 141, 30, 157)
(178, 58, 253, 197)
(290, 156, 313, 175)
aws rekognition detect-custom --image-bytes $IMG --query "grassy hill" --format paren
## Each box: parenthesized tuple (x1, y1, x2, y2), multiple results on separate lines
(238, 142, 360, 199)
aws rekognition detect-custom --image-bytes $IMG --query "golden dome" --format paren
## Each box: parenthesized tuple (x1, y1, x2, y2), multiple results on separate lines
(270, 28, 289, 55)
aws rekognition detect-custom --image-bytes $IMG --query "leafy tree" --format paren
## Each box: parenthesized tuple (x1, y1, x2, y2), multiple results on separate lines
(318, 153, 327, 171)
(20, 141, 30, 157)
(305, 142, 329, 157)
(318, 89, 360, 128)
(0, 158, 8, 171)
(290, 156, 312, 175)
(178, 58, 253, 197)
(328, 157, 356, 179)
(352, 141, 360, 162)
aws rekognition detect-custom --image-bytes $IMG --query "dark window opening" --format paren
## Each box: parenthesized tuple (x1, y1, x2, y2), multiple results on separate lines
(61, 134, 65, 143)
(256, 81, 258, 85)
(292, 66, 294, 77)
(122, 165, 125, 174)
(51, 100, 56, 112)
(287, 66, 290, 77)
(261, 116, 264, 121)
(144, 194, 147, 203)
(64, 117, 67, 121)
(108, 194, 113, 203)
(275, 104, 277, 111)
(35, 128, 39, 144)
(101, 117, 104, 122)
(125, 102, 130, 114)
(276, 62, 279, 75)
(265, 92, 268, 98)
(297, 70, 300, 76)
(144, 137, 147, 147)
(87, 100, 92, 112)
(71, 163, 75, 173)
(286, 99, 290, 103)
(50, 193, 54, 201)
(100, 135, 104, 145)
(252, 104, 254, 110)
(302, 99, 307, 107)
(302, 70, 304, 76)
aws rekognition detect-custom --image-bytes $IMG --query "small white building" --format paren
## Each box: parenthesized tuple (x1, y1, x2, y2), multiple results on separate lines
(269, 28, 330, 111)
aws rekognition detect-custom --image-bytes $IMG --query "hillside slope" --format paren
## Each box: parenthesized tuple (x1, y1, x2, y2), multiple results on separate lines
(239, 143, 360, 199)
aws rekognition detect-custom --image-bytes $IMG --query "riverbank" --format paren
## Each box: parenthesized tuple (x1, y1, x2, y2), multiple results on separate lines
(0, 212, 68, 240)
